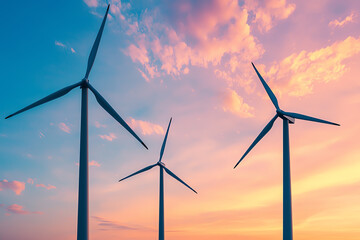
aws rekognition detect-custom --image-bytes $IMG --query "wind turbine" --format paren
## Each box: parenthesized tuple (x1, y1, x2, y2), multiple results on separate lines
(119, 118, 197, 240)
(234, 62, 339, 240)
(5, 4, 148, 240)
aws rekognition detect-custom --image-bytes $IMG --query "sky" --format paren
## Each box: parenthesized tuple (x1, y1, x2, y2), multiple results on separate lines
(0, 0, 360, 239)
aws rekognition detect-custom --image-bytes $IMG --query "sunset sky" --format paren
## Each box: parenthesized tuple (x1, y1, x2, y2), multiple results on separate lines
(1, 0, 360, 239)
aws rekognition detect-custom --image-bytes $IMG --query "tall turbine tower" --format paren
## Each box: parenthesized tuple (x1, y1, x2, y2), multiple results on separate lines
(5, 5, 148, 240)
(234, 62, 339, 240)
(119, 118, 197, 240)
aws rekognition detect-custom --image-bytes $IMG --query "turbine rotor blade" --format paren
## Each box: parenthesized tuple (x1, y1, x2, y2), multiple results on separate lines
(234, 114, 278, 168)
(159, 118, 172, 162)
(87, 83, 148, 149)
(5, 81, 82, 119)
(251, 62, 280, 110)
(163, 166, 197, 194)
(281, 111, 340, 126)
(84, 4, 110, 79)
(119, 164, 157, 182)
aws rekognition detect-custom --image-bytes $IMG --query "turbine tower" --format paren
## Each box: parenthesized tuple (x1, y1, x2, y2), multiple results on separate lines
(119, 118, 197, 240)
(5, 5, 148, 240)
(234, 62, 339, 240)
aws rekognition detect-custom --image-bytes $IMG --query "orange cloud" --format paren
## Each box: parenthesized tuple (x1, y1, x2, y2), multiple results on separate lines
(221, 88, 254, 118)
(128, 118, 164, 135)
(0, 179, 25, 195)
(329, 12, 356, 28)
(36, 183, 56, 190)
(245, 0, 296, 32)
(99, 133, 117, 141)
(266, 36, 360, 96)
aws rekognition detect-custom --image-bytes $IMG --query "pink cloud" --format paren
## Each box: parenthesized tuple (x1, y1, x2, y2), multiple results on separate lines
(221, 88, 254, 118)
(128, 118, 164, 135)
(58, 122, 71, 133)
(265, 36, 360, 96)
(5, 204, 42, 215)
(137, 68, 150, 82)
(0, 180, 25, 195)
(245, 0, 296, 32)
(39, 131, 45, 138)
(83, 0, 98, 8)
(94, 121, 107, 128)
(99, 133, 117, 141)
(329, 12, 356, 28)
(90, 160, 101, 167)
(70, 47, 76, 53)
(55, 40, 66, 48)
(122, 0, 264, 79)
(36, 184, 56, 190)
(27, 178, 34, 184)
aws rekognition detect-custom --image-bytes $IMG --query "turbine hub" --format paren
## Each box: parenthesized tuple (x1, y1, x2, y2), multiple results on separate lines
(80, 79, 89, 88)
(158, 162, 166, 167)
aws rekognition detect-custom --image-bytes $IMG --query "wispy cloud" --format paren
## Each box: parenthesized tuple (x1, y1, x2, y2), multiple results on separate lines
(27, 178, 34, 184)
(1, 204, 43, 215)
(55, 40, 66, 48)
(92, 216, 139, 231)
(83, 0, 98, 8)
(221, 88, 254, 118)
(0, 180, 26, 195)
(94, 121, 107, 128)
(58, 122, 71, 134)
(55, 41, 76, 54)
(90, 160, 101, 167)
(329, 12, 356, 28)
(99, 133, 117, 141)
(128, 118, 164, 135)
(36, 183, 56, 190)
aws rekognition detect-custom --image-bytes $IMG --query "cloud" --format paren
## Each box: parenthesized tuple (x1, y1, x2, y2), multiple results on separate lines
(92, 216, 138, 230)
(138, 68, 150, 82)
(221, 88, 254, 118)
(83, 0, 98, 8)
(120, 0, 264, 79)
(55, 41, 66, 48)
(128, 118, 165, 135)
(58, 122, 71, 134)
(39, 132, 45, 138)
(36, 184, 56, 190)
(266, 36, 360, 96)
(55, 41, 76, 53)
(27, 178, 34, 184)
(329, 12, 356, 28)
(0, 180, 25, 195)
(94, 121, 107, 128)
(99, 133, 117, 141)
(90, 160, 101, 167)
(2, 204, 43, 215)
(245, 0, 296, 32)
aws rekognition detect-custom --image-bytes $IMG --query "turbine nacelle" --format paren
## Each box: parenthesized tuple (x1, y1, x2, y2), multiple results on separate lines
(158, 162, 166, 167)
(233, 62, 340, 168)
(277, 109, 295, 124)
